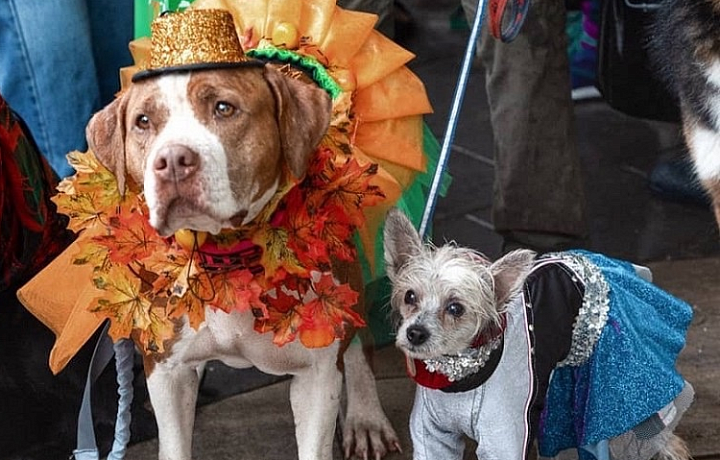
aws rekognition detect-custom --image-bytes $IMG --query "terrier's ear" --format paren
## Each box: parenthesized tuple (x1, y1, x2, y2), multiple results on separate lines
(489, 249, 536, 306)
(383, 208, 423, 281)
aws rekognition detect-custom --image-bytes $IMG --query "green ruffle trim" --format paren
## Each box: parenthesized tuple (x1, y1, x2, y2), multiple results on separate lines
(247, 46, 343, 100)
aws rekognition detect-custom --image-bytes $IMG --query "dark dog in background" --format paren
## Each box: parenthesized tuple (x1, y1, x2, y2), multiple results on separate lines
(650, 0, 720, 227)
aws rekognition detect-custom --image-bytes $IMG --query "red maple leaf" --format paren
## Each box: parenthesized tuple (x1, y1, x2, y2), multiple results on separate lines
(319, 159, 385, 226)
(254, 287, 303, 345)
(210, 269, 266, 315)
(296, 273, 364, 348)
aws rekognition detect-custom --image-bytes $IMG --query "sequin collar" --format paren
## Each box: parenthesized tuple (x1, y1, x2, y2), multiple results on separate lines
(408, 314, 507, 392)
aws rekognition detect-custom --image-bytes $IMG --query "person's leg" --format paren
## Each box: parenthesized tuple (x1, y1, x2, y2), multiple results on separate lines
(0, 0, 101, 178)
(463, 0, 587, 248)
(86, 1, 133, 105)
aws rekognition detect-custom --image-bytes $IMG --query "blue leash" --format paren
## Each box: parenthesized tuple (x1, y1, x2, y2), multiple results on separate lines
(419, 0, 530, 238)
(419, 0, 489, 238)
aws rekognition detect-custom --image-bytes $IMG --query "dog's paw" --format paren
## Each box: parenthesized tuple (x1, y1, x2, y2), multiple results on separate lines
(341, 413, 401, 460)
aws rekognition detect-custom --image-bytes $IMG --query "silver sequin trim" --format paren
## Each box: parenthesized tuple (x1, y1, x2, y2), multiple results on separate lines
(550, 252, 610, 367)
(423, 336, 503, 382)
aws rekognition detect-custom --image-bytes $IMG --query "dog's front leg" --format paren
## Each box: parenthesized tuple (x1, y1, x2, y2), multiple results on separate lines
(145, 359, 202, 460)
(290, 347, 343, 460)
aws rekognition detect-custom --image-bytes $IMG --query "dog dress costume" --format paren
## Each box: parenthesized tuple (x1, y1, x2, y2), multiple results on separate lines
(408, 250, 693, 460)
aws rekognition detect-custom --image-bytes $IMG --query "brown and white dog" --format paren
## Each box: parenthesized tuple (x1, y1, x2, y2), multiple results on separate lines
(86, 64, 399, 460)
(650, 0, 720, 228)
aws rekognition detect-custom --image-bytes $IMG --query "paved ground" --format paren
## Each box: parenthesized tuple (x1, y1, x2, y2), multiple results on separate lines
(122, 1, 720, 458)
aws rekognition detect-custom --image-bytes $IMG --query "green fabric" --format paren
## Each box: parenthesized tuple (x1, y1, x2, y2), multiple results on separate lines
(247, 47, 343, 100)
(134, 0, 196, 39)
(362, 123, 452, 346)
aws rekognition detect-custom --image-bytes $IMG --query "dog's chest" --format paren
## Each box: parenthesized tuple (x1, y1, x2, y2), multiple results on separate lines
(164, 309, 333, 375)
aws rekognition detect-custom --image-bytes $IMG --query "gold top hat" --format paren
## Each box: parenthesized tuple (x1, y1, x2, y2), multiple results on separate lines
(133, 8, 263, 82)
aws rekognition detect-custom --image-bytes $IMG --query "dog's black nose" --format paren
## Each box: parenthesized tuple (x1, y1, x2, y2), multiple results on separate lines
(153, 145, 199, 182)
(406, 325, 429, 346)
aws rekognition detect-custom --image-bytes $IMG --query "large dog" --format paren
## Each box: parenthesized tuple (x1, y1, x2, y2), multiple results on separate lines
(82, 13, 399, 460)
(650, 0, 720, 228)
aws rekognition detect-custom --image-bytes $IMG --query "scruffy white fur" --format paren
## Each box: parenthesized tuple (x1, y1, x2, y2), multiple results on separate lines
(383, 209, 534, 361)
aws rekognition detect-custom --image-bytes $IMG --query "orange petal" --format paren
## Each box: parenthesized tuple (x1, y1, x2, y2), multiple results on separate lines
(299, 0, 336, 45)
(350, 31, 415, 89)
(353, 66, 433, 122)
(319, 7, 377, 66)
(354, 116, 427, 171)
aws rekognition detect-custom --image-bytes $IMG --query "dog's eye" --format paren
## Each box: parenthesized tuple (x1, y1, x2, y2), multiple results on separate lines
(445, 302, 465, 318)
(135, 114, 150, 130)
(404, 290, 416, 305)
(215, 101, 236, 118)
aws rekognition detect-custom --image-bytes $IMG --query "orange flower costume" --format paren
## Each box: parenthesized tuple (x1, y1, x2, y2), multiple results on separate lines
(18, 0, 448, 374)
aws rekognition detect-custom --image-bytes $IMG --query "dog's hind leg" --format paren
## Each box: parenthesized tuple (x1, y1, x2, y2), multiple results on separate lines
(341, 338, 400, 460)
(145, 359, 202, 460)
(290, 345, 344, 460)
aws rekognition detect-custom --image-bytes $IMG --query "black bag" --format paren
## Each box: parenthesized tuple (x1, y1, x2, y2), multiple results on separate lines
(597, 0, 680, 122)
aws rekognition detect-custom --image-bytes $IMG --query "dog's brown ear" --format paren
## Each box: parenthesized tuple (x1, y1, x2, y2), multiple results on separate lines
(383, 208, 423, 281)
(489, 249, 536, 307)
(263, 66, 332, 180)
(86, 95, 128, 195)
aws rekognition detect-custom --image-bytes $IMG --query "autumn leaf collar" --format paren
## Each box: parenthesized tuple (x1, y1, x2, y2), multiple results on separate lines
(53, 142, 384, 354)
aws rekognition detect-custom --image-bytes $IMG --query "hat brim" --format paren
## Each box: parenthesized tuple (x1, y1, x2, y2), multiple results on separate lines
(132, 60, 266, 82)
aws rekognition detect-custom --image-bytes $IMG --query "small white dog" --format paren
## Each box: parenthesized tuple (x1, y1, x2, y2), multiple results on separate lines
(382, 208, 694, 460)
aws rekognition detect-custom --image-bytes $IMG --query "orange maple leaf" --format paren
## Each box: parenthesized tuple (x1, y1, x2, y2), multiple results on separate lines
(284, 192, 330, 266)
(312, 159, 383, 225)
(136, 297, 176, 354)
(253, 225, 306, 279)
(72, 240, 110, 269)
(90, 266, 155, 343)
(143, 244, 190, 293)
(254, 287, 303, 345)
(296, 273, 364, 348)
(52, 192, 112, 234)
(92, 208, 167, 264)
(210, 269, 266, 315)
(316, 204, 357, 262)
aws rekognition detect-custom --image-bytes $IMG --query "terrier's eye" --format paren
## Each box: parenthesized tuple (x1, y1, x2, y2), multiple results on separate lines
(445, 302, 465, 318)
(215, 101, 236, 118)
(404, 290, 416, 305)
(135, 114, 150, 130)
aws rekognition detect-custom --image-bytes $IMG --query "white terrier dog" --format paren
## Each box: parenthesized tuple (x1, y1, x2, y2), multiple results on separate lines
(383, 208, 694, 460)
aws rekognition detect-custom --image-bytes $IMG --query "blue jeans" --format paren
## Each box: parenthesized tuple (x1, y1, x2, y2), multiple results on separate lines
(0, 0, 132, 178)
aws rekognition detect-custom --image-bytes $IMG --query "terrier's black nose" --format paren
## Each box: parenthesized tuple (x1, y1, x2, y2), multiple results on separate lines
(406, 325, 429, 346)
